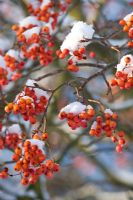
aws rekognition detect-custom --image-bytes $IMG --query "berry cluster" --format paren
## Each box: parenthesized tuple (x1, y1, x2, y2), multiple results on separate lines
(5, 80, 49, 124)
(27, 0, 72, 29)
(0, 51, 23, 87)
(0, 66, 8, 86)
(119, 12, 133, 47)
(0, 124, 23, 150)
(57, 21, 95, 72)
(5, 133, 21, 150)
(59, 102, 95, 130)
(22, 43, 53, 66)
(89, 109, 127, 152)
(0, 55, 9, 86)
(57, 47, 87, 72)
(0, 168, 8, 179)
(111, 54, 133, 90)
(12, 16, 54, 66)
(12, 139, 59, 185)
(32, 130, 48, 141)
(4, 49, 24, 71)
(111, 71, 133, 89)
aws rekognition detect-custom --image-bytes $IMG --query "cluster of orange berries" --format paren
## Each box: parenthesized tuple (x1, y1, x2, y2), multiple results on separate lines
(59, 102, 95, 130)
(10, 1, 72, 68)
(12, 24, 50, 45)
(28, 0, 72, 29)
(0, 66, 8, 86)
(89, 109, 127, 152)
(0, 134, 21, 150)
(32, 130, 48, 141)
(0, 54, 9, 86)
(0, 51, 23, 86)
(111, 55, 133, 90)
(56, 47, 86, 72)
(12, 139, 59, 185)
(22, 44, 53, 66)
(5, 85, 49, 124)
(119, 12, 133, 47)
(5, 133, 22, 150)
(0, 125, 23, 150)
(4, 50, 24, 71)
(111, 71, 133, 90)
(12, 21, 55, 67)
(12, 19, 54, 66)
(0, 168, 8, 179)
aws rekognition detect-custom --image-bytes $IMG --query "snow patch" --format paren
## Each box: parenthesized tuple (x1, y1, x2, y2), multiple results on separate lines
(61, 21, 95, 52)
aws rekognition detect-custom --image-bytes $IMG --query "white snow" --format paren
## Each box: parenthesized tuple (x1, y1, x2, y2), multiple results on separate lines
(16, 94, 34, 106)
(6, 49, 19, 60)
(124, 11, 133, 22)
(34, 88, 49, 99)
(8, 124, 22, 134)
(15, 91, 25, 101)
(104, 108, 113, 115)
(41, 0, 50, 9)
(19, 16, 41, 27)
(60, 101, 86, 114)
(0, 55, 6, 68)
(22, 27, 41, 40)
(86, 105, 93, 110)
(27, 0, 40, 9)
(20, 96, 34, 102)
(91, 121, 97, 129)
(28, 43, 39, 50)
(26, 79, 37, 87)
(60, 21, 95, 52)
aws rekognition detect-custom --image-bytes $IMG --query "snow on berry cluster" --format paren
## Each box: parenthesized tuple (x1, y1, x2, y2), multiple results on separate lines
(0, 52, 22, 86)
(11, 0, 72, 66)
(89, 109, 127, 153)
(56, 21, 95, 72)
(59, 101, 95, 129)
(59, 102, 127, 152)
(0, 0, 72, 89)
(27, 0, 72, 28)
(12, 16, 54, 66)
(5, 79, 49, 124)
(12, 138, 59, 185)
(0, 124, 23, 150)
(0, 129, 59, 184)
(119, 12, 133, 47)
(4, 49, 24, 71)
(111, 54, 133, 89)
(0, 55, 8, 86)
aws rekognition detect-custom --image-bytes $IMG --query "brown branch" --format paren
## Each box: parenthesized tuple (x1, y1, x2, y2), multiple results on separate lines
(79, 61, 117, 90)
(35, 69, 66, 81)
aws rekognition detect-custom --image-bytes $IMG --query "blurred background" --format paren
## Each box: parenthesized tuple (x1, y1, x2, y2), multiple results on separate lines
(1, 0, 133, 200)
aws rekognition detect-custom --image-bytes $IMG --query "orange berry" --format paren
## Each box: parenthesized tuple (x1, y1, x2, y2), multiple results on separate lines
(116, 145, 123, 153)
(42, 133, 48, 140)
(4, 106, 10, 113)
(128, 41, 133, 48)
(119, 19, 126, 26)
(89, 129, 96, 136)
(123, 25, 129, 32)
(32, 134, 41, 140)
(67, 65, 79, 72)
(87, 108, 95, 116)
(21, 177, 29, 185)
(29, 116, 36, 124)
(12, 154, 20, 161)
